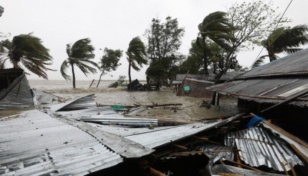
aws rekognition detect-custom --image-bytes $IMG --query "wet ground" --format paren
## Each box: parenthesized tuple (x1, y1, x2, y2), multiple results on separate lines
(1, 86, 239, 122)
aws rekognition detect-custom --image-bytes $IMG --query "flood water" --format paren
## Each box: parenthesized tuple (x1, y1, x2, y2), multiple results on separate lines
(1, 80, 239, 121)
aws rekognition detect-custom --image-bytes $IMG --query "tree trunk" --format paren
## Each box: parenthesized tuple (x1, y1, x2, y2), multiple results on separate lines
(128, 60, 132, 91)
(96, 71, 104, 88)
(71, 63, 76, 89)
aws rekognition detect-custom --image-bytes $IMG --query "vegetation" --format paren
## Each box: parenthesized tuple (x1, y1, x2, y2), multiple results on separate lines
(0, 33, 53, 79)
(97, 48, 123, 87)
(253, 25, 308, 67)
(145, 16, 185, 84)
(194, 1, 289, 82)
(197, 11, 234, 75)
(126, 37, 147, 91)
(108, 75, 126, 88)
(60, 38, 98, 88)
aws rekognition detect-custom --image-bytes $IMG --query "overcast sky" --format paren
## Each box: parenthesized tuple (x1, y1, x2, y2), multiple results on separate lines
(0, 0, 307, 80)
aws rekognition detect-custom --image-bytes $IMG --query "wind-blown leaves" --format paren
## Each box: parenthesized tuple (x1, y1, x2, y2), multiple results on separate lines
(126, 37, 147, 90)
(0, 34, 53, 79)
(258, 25, 308, 63)
(60, 38, 97, 88)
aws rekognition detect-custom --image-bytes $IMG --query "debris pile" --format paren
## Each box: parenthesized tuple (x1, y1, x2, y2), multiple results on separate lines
(0, 94, 307, 175)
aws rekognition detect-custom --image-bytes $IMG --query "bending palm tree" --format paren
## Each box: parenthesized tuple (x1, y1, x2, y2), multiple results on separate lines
(253, 25, 308, 67)
(126, 37, 147, 91)
(60, 38, 98, 88)
(0, 33, 53, 79)
(198, 11, 234, 74)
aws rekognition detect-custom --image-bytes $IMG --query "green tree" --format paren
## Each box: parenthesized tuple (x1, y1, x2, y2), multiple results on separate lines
(255, 25, 308, 65)
(227, 0, 288, 70)
(97, 48, 123, 88)
(145, 16, 185, 83)
(60, 38, 97, 88)
(126, 37, 147, 91)
(197, 11, 234, 75)
(0, 33, 53, 79)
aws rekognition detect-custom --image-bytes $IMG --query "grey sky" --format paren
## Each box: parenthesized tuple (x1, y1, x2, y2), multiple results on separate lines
(0, 0, 307, 80)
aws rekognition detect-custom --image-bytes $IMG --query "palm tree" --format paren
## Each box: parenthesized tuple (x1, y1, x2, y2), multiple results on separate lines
(60, 38, 98, 88)
(255, 25, 308, 65)
(197, 11, 234, 75)
(0, 33, 53, 79)
(126, 37, 147, 91)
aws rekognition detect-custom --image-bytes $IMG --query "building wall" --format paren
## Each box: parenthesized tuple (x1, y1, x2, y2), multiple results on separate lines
(176, 79, 214, 98)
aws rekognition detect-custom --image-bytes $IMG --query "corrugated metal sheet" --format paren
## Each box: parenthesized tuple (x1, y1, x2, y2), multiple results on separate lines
(238, 48, 308, 79)
(0, 73, 34, 108)
(208, 49, 308, 106)
(126, 113, 244, 149)
(50, 94, 96, 112)
(88, 123, 173, 137)
(196, 144, 234, 161)
(225, 126, 304, 171)
(261, 120, 308, 163)
(81, 115, 158, 127)
(0, 110, 123, 175)
(32, 88, 60, 105)
(211, 164, 285, 176)
(208, 78, 308, 106)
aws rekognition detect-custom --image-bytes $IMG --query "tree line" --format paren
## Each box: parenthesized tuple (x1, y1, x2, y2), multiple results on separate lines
(1, 1, 308, 89)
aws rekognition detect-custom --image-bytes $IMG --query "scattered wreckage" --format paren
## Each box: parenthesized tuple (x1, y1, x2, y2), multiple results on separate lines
(0, 69, 61, 108)
(1, 94, 307, 176)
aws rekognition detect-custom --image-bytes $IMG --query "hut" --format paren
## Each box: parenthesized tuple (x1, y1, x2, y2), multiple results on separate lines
(208, 48, 308, 140)
(0, 68, 34, 108)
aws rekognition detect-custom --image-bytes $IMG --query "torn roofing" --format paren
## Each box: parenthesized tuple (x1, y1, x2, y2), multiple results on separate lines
(225, 126, 304, 172)
(124, 113, 244, 149)
(261, 120, 308, 164)
(50, 94, 96, 112)
(0, 110, 123, 175)
(211, 164, 285, 176)
(208, 49, 308, 104)
(0, 69, 34, 108)
(208, 78, 308, 106)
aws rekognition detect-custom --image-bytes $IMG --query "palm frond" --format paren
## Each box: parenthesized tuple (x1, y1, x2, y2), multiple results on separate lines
(252, 55, 268, 68)
(71, 38, 95, 59)
(60, 60, 71, 80)
(127, 37, 147, 71)
(75, 61, 97, 76)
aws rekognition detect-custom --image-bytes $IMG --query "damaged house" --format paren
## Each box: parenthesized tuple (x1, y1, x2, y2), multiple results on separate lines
(174, 72, 242, 98)
(208, 48, 308, 141)
(0, 68, 34, 108)
(0, 68, 59, 109)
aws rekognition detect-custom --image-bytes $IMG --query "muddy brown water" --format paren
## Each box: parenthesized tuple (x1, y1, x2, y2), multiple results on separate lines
(1, 85, 239, 122)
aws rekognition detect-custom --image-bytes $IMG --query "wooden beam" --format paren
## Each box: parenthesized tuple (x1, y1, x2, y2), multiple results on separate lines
(260, 89, 308, 114)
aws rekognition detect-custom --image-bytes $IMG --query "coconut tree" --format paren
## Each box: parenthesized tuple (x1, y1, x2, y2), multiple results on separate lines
(126, 37, 147, 91)
(0, 33, 53, 79)
(254, 25, 308, 66)
(197, 11, 234, 75)
(60, 38, 98, 88)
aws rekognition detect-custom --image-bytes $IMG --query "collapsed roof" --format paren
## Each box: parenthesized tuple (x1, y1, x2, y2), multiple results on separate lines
(208, 49, 308, 107)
